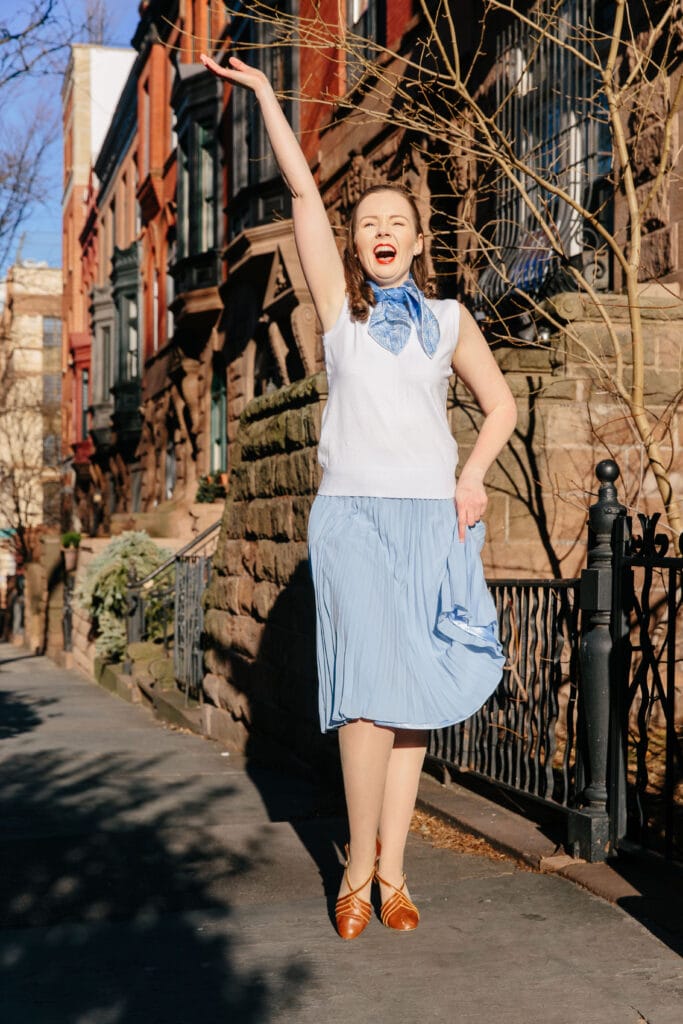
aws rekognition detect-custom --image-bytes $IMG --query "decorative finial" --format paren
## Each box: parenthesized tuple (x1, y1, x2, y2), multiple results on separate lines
(596, 459, 619, 484)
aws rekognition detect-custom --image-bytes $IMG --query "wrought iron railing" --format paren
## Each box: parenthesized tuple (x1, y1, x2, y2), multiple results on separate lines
(174, 546, 215, 703)
(613, 513, 683, 861)
(428, 578, 581, 808)
(126, 519, 222, 700)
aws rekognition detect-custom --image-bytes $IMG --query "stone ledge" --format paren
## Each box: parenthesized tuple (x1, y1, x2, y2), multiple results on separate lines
(93, 658, 142, 705)
(417, 772, 559, 868)
(545, 288, 683, 322)
(137, 678, 203, 733)
(240, 371, 328, 425)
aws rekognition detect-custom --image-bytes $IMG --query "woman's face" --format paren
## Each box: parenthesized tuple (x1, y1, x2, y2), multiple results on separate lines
(353, 190, 423, 288)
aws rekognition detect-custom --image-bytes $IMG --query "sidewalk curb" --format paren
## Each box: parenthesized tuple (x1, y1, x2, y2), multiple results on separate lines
(416, 772, 683, 952)
(417, 773, 559, 869)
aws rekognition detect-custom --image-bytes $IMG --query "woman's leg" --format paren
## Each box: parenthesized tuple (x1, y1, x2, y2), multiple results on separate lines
(337, 718, 395, 901)
(377, 729, 428, 900)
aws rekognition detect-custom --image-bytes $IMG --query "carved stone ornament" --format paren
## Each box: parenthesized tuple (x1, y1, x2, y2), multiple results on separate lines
(289, 302, 320, 376)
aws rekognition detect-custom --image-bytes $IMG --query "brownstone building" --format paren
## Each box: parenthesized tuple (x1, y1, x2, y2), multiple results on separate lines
(57, 1, 683, 763)
(67, 0, 682, 566)
(61, 43, 136, 531)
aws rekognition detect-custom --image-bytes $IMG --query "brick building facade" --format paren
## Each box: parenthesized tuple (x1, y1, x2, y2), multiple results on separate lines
(65, 1, 682, 567)
(61, 43, 136, 531)
(0, 262, 63, 553)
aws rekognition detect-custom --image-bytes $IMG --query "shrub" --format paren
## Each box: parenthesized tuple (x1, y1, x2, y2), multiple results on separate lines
(195, 474, 227, 503)
(76, 531, 173, 662)
(60, 531, 81, 548)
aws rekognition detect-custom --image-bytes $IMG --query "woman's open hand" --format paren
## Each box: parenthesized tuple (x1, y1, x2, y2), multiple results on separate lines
(200, 54, 269, 96)
(454, 469, 488, 543)
(200, 50, 346, 331)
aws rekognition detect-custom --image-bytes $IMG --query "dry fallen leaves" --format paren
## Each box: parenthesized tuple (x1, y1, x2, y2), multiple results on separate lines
(410, 808, 532, 869)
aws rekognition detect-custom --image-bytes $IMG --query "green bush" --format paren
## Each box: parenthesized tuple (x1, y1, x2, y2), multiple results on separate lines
(60, 530, 81, 548)
(195, 474, 227, 503)
(76, 531, 173, 663)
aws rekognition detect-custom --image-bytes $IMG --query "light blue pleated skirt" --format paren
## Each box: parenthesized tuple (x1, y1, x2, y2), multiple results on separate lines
(308, 495, 505, 733)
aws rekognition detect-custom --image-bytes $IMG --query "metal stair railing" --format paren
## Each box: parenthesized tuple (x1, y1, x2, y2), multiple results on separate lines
(125, 520, 222, 688)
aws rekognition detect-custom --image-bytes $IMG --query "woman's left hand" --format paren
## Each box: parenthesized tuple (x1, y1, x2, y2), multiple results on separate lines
(454, 469, 488, 542)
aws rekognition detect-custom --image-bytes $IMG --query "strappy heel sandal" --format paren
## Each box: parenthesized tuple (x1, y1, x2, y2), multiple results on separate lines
(375, 870, 420, 931)
(335, 844, 376, 940)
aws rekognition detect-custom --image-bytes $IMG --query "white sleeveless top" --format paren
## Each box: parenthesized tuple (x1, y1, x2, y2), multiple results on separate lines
(317, 297, 460, 499)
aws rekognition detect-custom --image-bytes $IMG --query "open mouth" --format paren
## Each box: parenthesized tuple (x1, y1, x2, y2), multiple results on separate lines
(373, 244, 397, 264)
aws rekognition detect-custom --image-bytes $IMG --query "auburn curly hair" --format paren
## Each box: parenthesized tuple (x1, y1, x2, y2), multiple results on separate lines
(342, 184, 436, 323)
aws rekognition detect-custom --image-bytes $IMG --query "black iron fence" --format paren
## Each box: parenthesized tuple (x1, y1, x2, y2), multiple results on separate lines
(125, 520, 221, 701)
(429, 579, 581, 806)
(174, 549, 214, 702)
(429, 460, 682, 864)
(613, 513, 683, 860)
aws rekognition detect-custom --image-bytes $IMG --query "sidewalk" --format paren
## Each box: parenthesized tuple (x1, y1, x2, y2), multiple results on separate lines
(1, 647, 681, 1024)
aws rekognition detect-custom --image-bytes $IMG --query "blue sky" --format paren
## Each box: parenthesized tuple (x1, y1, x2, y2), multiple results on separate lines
(4, 2, 141, 275)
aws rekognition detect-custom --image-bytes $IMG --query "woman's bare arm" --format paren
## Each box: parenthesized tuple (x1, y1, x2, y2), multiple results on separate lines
(201, 54, 345, 331)
(451, 307, 518, 541)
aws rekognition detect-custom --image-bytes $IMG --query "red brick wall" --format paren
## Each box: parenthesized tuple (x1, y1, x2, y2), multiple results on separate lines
(298, 0, 344, 166)
(386, 0, 416, 50)
(297, 0, 418, 166)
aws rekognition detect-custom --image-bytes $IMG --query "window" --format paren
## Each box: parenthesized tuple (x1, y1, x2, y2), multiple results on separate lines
(176, 141, 190, 261)
(44, 372, 61, 406)
(166, 266, 175, 340)
(477, 0, 612, 305)
(142, 82, 151, 177)
(176, 120, 217, 259)
(165, 436, 176, 500)
(101, 324, 112, 400)
(210, 367, 227, 473)
(81, 369, 89, 439)
(229, 4, 294, 235)
(43, 365, 61, 467)
(121, 172, 128, 240)
(110, 199, 117, 252)
(153, 273, 159, 353)
(173, 67, 220, 263)
(347, 0, 384, 90)
(185, 121, 217, 254)
(124, 297, 139, 380)
(43, 318, 61, 348)
(43, 435, 60, 468)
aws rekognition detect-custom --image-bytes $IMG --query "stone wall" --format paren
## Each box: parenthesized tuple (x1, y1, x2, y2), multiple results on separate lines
(69, 539, 111, 678)
(454, 290, 683, 579)
(203, 373, 331, 763)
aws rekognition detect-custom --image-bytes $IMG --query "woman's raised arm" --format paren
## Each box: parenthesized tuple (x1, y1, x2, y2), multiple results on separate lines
(201, 54, 345, 331)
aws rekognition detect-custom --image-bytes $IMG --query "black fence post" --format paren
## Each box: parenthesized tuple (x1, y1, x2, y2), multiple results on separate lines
(609, 511, 632, 852)
(569, 459, 626, 861)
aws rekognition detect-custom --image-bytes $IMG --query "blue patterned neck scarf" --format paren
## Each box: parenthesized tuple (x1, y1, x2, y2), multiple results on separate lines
(367, 277, 440, 358)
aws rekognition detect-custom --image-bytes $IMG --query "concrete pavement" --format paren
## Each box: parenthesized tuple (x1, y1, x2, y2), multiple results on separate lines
(1, 647, 681, 1024)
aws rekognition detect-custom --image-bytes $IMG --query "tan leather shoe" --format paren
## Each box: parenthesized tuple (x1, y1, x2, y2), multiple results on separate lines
(375, 870, 419, 931)
(335, 844, 375, 940)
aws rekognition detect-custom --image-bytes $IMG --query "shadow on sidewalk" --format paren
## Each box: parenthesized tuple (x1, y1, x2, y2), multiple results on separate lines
(0, 651, 43, 668)
(609, 854, 683, 957)
(0, 744, 310, 1022)
(0, 687, 58, 740)
(221, 561, 351, 930)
